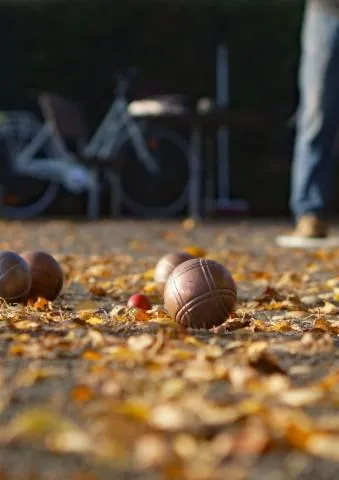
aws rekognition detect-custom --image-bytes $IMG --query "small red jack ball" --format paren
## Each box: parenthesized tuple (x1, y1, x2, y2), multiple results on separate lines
(127, 294, 152, 310)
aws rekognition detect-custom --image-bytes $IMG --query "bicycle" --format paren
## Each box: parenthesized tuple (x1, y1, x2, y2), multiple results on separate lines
(0, 68, 191, 219)
(0, 111, 60, 219)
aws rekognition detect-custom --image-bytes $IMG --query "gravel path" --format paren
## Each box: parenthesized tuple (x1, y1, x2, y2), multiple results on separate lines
(0, 218, 339, 480)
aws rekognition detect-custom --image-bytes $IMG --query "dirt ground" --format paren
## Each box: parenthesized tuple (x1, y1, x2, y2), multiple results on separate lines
(1, 218, 339, 480)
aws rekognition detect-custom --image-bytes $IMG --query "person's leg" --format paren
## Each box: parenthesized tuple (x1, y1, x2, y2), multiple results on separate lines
(290, 3, 339, 234)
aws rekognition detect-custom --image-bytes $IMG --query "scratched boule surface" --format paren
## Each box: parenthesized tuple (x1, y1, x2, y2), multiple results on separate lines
(0, 218, 338, 479)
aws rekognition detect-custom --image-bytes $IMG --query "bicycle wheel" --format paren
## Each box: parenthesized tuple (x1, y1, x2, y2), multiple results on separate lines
(0, 112, 58, 219)
(121, 126, 190, 216)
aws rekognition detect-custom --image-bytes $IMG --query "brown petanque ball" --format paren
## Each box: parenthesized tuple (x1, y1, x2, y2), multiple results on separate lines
(154, 252, 196, 294)
(0, 251, 32, 304)
(21, 251, 64, 301)
(164, 258, 237, 329)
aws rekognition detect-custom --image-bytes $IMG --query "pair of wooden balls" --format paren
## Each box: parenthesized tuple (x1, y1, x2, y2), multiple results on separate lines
(0, 250, 63, 304)
(154, 252, 237, 329)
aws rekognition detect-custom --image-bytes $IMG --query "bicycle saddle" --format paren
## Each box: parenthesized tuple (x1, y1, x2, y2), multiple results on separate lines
(128, 94, 188, 117)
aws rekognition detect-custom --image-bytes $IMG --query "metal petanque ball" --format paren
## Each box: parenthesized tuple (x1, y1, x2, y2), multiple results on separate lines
(21, 251, 64, 301)
(164, 258, 237, 329)
(0, 251, 32, 304)
(154, 252, 195, 294)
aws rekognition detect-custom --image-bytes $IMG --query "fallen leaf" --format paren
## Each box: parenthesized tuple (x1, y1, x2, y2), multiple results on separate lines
(11, 320, 40, 331)
(135, 309, 152, 322)
(318, 302, 339, 314)
(89, 285, 107, 297)
(151, 404, 190, 431)
(184, 246, 206, 257)
(134, 434, 170, 468)
(255, 286, 284, 303)
(172, 434, 198, 460)
(86, 316, 104, 326)
(232, 418, 271, 457)
(279, 388, 323, 407)
(182, 218, 197, 231)
(247, 343, 286, 375)
(128, 334, 154, 352)
(1, 408, 80, 443)
(118, 399, 151, 422)
(12, 366, 65, 388)
(72, 385, 94, 403)
(276, 271, 302, 288)
(228, 366, 258, 391)
(160, 379, 186, 400)
(213, 317, 250, 333)
(306, 433, 339, 461)
(143, 282, 157, 295)
(83, 350, 102, 361)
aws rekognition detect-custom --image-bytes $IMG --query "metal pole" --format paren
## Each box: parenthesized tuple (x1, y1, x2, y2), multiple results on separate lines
(215, 43, 248, 213)
(216, 43, 230, 201)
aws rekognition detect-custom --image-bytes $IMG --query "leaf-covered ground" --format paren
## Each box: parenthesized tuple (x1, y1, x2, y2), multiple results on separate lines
(1, 218, 339, 480)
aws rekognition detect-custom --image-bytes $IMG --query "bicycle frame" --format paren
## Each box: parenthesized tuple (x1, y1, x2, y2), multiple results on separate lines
(13, 87, 159, 192)
(84, 95, 158, 172)
(12, 120, 93, 194)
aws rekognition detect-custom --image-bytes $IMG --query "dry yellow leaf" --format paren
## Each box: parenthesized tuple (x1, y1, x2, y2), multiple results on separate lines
(2, 408, 78, 442)
(172, 434, 198, 459)
(128, 334, 154, 352)
(228, 366, 258, 391)
(319, 302, 338, 314)
(12, 321, 40, 331)
(86, 316, 104, 326)
(182, 218, 197, 231)
(279, 388, 323, 407)
(143, 269, 155, 280)
(160, 379, 186, 400)
(151, 404, 189, 431)
(184, 246, 206, 257)
(134, 434, 169, 468)
(12, 366, 65, 388)
(143, 282, 157, 295)
(232, 272, 247, 282)
(77, 307, 98, 319)
(109, 346, 138, 362)
(47, 429, 92, 455)
(118, 399, 151, 422)
(82, 350, 102, 361)
(306, 433, 339, 461)
(8, 344, 25, 356)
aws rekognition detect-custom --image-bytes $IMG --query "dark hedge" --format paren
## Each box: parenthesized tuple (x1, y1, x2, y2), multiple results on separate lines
(0, 0, 308, 215)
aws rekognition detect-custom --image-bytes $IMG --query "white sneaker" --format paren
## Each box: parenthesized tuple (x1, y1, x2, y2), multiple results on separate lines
(276, 235, 339, 249)
(276, 214, 339, 249)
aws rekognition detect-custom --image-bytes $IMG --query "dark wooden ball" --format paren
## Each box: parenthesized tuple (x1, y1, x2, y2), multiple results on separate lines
(164, 258, 237, 329)
(154, 252, 195, 294)
(21, 251, 64, 301)
(0, 251, 32, 304)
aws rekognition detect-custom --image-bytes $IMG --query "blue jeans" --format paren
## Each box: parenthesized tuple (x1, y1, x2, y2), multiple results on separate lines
(291, 2, 339, 218)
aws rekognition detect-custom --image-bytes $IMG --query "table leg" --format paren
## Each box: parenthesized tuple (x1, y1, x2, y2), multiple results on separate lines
(107, 169, 121, 218)
(87, 167, 100, 220)
(188, 125, 202, 219)
(0, 184, 3, 217)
